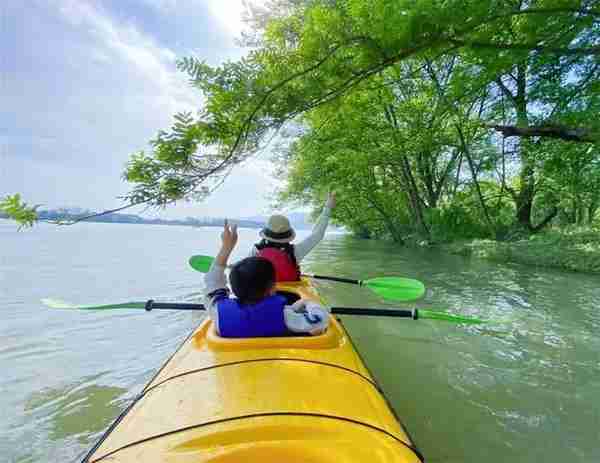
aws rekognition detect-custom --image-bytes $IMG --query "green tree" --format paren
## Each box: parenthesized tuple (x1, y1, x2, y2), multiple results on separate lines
(277, 56, 506, 242)
(537, 142, 600, 225)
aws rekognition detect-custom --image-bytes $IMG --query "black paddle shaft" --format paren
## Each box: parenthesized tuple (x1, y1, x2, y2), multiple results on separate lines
(331, 307, 418, 318)
(303, 274, 361, 285)
(143, 300, 418, 319)
(144, 300, 206, 311)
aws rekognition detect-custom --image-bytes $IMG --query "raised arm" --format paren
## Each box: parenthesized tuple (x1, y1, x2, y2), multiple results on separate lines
(294, 192, 335, 262)
(204, 220, 238, 333)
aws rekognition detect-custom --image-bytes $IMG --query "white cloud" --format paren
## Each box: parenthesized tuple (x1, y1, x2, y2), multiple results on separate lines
(2, 0, 282, 218)
(205, 0, 248, 37)
(205, 0, 270, 39)
(55, 0, 196, 115)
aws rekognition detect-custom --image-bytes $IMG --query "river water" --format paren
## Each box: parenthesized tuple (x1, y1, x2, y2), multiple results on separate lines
(1, 220, 599, 462)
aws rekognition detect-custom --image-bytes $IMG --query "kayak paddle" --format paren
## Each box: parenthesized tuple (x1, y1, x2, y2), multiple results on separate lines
(189, 255, 215, 272)
(188, 255, 426, 302)
(331, 307, 485, 324)
(306, 274, 425, 302)
(41, 298, 203, 311)
(43, 299, 483, 324)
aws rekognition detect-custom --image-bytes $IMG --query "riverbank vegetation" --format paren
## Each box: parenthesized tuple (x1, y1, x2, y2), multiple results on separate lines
(5, 1, 599, 270)
(445, 228, 600, 273)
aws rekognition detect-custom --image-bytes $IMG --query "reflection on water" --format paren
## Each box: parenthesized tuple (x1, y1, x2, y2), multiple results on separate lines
(24, 375, 127, 443)
(2, 222, 599, 462)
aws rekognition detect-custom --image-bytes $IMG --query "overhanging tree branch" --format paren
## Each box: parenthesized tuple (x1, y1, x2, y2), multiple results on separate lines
(449, 39, 600, 56)
(488, 124, 598, 143)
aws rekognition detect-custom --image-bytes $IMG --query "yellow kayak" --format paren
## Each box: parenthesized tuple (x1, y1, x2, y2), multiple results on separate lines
(83, 279, 423, 462)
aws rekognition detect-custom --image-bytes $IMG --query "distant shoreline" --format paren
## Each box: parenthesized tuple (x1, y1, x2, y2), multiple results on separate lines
(0, 210, 316, 230)
(37, 219, 262, 229)
(0, 212, 264, 229)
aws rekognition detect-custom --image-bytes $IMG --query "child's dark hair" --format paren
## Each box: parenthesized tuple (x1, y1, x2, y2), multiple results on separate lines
(229, 257, 276, 304)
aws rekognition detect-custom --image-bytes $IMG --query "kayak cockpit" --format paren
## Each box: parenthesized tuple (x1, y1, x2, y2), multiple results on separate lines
(199, 278, 337, 350)
(203, 315, 343, 351)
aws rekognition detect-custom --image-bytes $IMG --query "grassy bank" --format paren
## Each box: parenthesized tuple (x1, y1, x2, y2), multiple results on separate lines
(443, 228, 600, 274)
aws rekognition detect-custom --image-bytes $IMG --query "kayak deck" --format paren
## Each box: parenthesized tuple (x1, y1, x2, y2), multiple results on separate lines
(84, 280, 423, 462)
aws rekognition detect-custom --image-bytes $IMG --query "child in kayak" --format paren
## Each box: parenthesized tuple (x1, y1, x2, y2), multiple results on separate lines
(204, 220, 329, 338)
(249, 192, 336, 281)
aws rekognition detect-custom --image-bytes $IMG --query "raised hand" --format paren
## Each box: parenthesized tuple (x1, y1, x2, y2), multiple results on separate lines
(221, 219, 239, 251)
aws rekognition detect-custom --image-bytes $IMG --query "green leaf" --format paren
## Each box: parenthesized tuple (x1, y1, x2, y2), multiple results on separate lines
(0, 194, 39, 229)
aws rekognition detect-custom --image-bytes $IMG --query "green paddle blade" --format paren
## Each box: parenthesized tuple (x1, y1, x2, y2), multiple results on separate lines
(189, 255, 214, 273)
(419, 309, 484, 324)
(42, 298, 146, 310)
(362, 277, 425, 302)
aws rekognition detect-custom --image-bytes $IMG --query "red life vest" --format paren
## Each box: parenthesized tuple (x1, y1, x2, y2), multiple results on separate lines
(256, 246, 301, 282)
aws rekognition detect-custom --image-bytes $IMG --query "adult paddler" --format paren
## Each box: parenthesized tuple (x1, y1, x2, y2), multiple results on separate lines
(249, 192, 336, 281)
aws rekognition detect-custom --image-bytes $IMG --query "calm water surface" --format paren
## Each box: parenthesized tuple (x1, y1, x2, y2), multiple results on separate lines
(1, 220, 599, 462)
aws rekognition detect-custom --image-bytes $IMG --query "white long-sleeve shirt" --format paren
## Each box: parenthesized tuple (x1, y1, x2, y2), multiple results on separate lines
(249, 204, 332, 261)
(204, 262, 329, 336)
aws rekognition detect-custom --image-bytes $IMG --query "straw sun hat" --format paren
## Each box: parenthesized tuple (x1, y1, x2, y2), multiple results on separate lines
(259, 214, 296, 243)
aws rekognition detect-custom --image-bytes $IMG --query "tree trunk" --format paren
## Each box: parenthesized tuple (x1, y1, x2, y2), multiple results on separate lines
(455, 124, 495, 234)
(515, 160, 535, 229)
(364, 186, 405, 245)
(383, 104, 431, 240)
(531, 206, 559, 232)
(570, 199, 577, 224)
(513, 64, 536, 231)
(416, 151, 437, 208)
(400, 155, 431, 239)
(588, 200, 598, 225)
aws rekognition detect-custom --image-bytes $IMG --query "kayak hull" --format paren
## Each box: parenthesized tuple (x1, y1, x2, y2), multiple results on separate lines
(84, 279, 423, 462)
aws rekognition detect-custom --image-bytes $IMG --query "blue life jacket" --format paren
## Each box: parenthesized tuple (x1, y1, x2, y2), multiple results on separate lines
(217, 294, 289, 338)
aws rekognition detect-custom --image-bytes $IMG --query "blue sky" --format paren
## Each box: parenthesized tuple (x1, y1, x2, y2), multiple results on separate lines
(1, 0, 279, 218)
